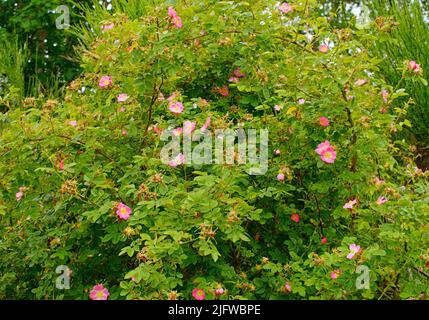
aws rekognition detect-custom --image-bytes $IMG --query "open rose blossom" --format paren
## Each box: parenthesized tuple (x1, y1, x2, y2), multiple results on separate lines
(347, 243, 361, 259)
(183, 121, 196, 135)
(192, 288, 205, 300)
(16, 191, 23, 201)
(319, 116, 329, 127)
(169, 153, 185, 167)
(321, 237, 327, 244)
(274, 105, 282, 112)
(89, 284, 110, 300)
(167, 6, 178, 18)
(99, 76, 112, 88)
(376, 196, 388, 206)
(116, 202, 132, 220)
(172, 15, 183, 28)
(169, 102, 184, 114)
(172, 128, 183, 136)
(279, 2, 293, 14)
(315, 140, 336, 164)
(277, 173, 285, 181)
(407, 60, 422, 74)
(117, 93, 129, 102)
(284, 282, 292, 293)
(319, 44, 329, 53)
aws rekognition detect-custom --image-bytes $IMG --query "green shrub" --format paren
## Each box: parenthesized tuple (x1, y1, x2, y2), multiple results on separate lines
(1, 0, 428, 300)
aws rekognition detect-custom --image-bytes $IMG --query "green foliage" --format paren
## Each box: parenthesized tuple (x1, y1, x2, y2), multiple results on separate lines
(0, 0, 91, 96)
(369, 0, 429, 169)
(0, 0, 429, 300)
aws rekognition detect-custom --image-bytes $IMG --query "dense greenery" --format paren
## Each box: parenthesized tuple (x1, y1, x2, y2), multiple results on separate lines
(0, 0, 429, 300)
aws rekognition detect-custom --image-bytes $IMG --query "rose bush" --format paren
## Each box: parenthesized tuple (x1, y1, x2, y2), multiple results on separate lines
(1, 0, 429, 300)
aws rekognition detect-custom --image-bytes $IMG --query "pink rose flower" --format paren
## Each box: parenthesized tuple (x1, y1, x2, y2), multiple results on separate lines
(284, 282, 292, 293)
(274, 105, 282, 112)
(116, 202, 132, 220)
(117, 93, 129, 102)
(16, 191, 23, 201)
(319, 116, 329, 127)
(343, 199, 357, 209)
(169, 153, 185, 167)
(279, 2, 293, 14)
(319, 44, 329, 53)
(169, 102, 184, 114)
(347, 243, 361, 259)
(376, 196, 388, 206)
(183, 121, 196, 135)
(172, 15, 183, 29)
(168, 6, 178, 18)
(172, 128, 183, 136)
(69, 120, 77, 127)
(89, 284, 110, 300)
(192, 288, 205, 300)
(298, 98, 305, 105)
(228, 76, 240, 83)
(99, 76, 112, 88)
(277, 173, 285, 181)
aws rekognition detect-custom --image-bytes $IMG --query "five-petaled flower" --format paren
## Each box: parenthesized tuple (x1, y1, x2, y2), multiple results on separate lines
(116, 202, 132, 220)
(319, 116, 329, 127)
(99, 76, 112, 88)
(376, 196, 388, 206)
(183, 121, 196, 135)
(279, 2, 293, 14)
(169, 102, 184, 114)
(117, 93, 129, 102)
(319, 44, 329, 53)
(347, 243, 361, 259)
(343, 199, 357, 209)
(169, 153, 185, 167)
(192, 288, 205, 300)
(315, 141, 336, 164)
(89, 284, 110, 300)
